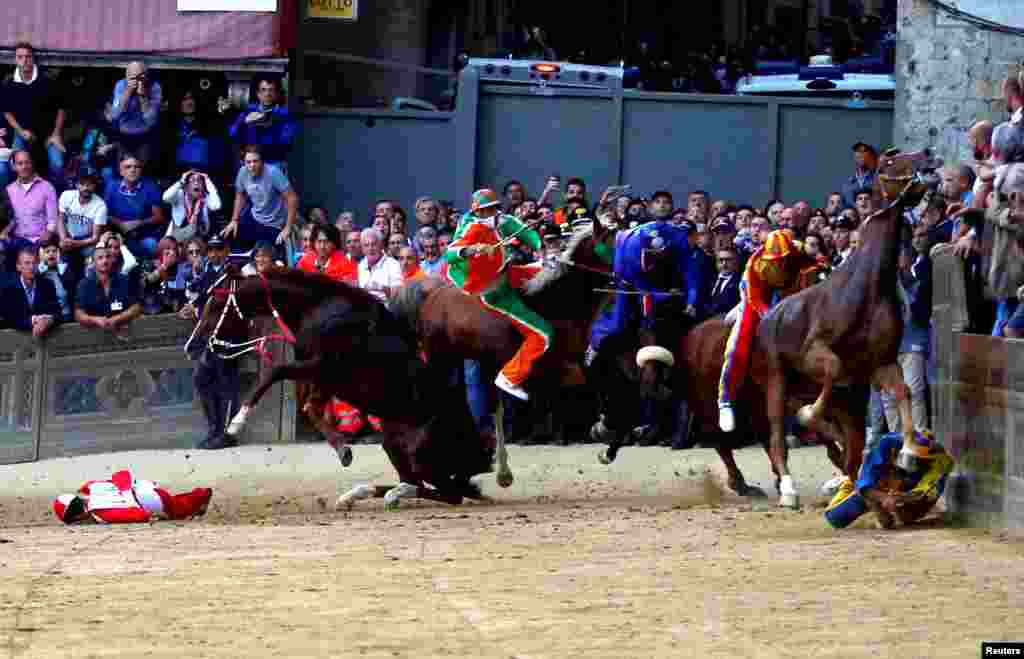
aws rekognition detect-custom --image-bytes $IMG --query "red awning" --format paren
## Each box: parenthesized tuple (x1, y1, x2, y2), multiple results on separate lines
(0, 0, 295, 60)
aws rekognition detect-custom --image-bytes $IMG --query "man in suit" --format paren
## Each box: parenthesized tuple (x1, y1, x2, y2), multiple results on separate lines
(709, 247, 742, 316)
(1, 246, 61, 337)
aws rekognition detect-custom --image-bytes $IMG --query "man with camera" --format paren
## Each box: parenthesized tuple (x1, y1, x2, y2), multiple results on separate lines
(109, 61, 163, 168)
(228, 76, 295, 176)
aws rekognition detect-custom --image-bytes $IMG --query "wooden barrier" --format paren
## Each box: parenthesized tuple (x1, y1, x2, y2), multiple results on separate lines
(0, 315, 296, 465)
(931, 247, 1024, 528)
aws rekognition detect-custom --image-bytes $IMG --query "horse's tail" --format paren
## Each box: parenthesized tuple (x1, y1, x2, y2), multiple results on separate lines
(391, 276, 448, 333)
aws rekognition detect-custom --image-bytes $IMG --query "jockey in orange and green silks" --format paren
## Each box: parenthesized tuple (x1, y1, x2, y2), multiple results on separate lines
(718, 229, 819, 433)
(446, 188, 550, 401)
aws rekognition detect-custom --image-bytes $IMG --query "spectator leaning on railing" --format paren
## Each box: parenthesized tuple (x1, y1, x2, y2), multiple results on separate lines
(37, 232, 76, 322)
(75, 243, 142, 338)
(0, 246, 61, 337)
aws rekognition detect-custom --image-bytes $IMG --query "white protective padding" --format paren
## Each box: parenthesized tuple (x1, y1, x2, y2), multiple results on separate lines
(636, 345, 675, 368)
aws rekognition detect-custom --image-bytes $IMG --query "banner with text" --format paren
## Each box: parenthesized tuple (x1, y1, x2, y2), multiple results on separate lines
(307, 0, 358, 20)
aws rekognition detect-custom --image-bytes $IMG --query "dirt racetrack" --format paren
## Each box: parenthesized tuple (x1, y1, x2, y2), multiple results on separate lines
(1, 442, 1021, 659)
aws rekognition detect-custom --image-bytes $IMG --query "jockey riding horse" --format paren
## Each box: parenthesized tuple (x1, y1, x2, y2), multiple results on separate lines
(588, 191, 704, 443)
(445, 188, 550, 401)
(717, 229, 821, 433)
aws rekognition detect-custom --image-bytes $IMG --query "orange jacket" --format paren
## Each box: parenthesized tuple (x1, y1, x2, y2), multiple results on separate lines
(297, 250, 358, 284)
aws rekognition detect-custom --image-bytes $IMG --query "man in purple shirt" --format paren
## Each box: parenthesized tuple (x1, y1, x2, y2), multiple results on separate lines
(0, 150, 57, 272)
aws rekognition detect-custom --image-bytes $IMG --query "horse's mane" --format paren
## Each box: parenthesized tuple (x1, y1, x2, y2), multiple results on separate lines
(391, 276, 449, 330)
(523, 224, 595, 296)
(259, 268, 384, 310)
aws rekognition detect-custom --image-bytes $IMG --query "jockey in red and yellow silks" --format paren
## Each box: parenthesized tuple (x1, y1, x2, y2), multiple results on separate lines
(718, 229, 820, 432)
(446, 188, 549, 401)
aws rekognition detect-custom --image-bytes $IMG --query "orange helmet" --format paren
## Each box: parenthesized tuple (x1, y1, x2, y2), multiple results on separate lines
(471, 188, 501, 212)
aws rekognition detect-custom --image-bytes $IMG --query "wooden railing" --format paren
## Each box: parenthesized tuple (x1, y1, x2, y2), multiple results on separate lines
(930, 247, 1024, 528)
(0, 315, 296, 465)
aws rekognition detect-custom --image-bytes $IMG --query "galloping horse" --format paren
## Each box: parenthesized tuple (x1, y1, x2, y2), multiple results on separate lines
(590, 318, 867, 498)
(390, 221, 619, 490)
(188, 268, 495, 508)
(746, 148, 938, 507)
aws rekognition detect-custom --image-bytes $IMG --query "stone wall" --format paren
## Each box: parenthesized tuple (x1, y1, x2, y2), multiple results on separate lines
(895, 0, 1021, 163)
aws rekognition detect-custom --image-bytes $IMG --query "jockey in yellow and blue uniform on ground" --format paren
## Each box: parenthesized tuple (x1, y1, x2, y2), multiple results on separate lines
(824, 428, 955, 529)
(446, 188, 548, 401)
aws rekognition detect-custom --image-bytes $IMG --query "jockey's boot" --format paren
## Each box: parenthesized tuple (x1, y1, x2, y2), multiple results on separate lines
(719, 404, 736, 433)
(495, 372, 529, 401)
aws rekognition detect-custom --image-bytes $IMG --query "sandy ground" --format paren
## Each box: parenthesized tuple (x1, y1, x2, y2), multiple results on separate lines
(0, 442, 1021, 659)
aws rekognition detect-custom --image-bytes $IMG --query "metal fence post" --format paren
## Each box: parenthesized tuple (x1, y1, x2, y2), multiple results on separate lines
(612, 87, 625, 185)
(454, 66, 480, 204)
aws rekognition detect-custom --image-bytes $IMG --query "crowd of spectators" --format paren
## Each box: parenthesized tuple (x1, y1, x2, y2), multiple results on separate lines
(507, 6, 896, 95)
(2, 39, 1013, 453)
(0, 41, 302, 339)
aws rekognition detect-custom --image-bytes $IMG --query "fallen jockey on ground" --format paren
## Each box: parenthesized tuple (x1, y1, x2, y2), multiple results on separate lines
(53, 469, 212, 524)
(446, 188, 549, 401)
(824, 429, 955, 529)
(718, 229, 824, 433)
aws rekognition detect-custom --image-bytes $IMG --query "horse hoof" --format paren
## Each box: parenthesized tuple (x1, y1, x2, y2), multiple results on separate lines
(497, 472, 514, 488)
(384, 499, 401, 511)
(598, 450, 613, 465)
(737, 484, 768, 498)
(335, 496, 355, 512)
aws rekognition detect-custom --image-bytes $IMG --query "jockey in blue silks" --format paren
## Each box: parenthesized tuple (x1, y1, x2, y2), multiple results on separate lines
(589, 197, 703, 355)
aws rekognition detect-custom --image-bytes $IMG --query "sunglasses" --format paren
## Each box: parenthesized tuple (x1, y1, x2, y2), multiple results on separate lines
(188, 249, 202, 255)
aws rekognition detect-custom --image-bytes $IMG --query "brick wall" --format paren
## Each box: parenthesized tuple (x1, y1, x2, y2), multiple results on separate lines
(896, 0, 1021, 163)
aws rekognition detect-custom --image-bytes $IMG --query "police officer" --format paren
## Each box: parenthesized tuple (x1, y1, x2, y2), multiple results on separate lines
(181, 235, 240, 450)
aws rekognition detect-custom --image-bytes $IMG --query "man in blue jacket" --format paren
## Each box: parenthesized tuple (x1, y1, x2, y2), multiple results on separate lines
(228, 77, 296, 174)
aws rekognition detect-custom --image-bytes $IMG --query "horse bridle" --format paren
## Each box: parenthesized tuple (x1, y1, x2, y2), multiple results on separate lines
(184, 271, 297, 361)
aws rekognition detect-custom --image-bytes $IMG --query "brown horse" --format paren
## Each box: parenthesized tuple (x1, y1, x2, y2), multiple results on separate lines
(390, 221, 619, 489)
(590, 300, 860, 499)
(747, 148, 938, 507)
(189, 267, 496, 509)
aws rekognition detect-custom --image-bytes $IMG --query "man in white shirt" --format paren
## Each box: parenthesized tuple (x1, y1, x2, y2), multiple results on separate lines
(357, 227, 402, 304)
(57, 173, 106, 276)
